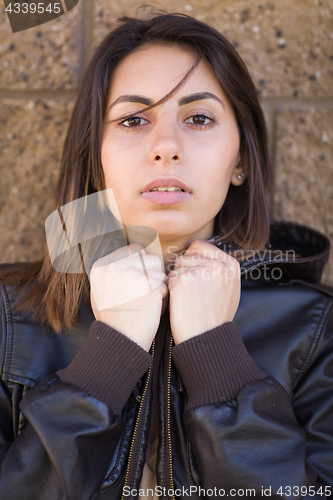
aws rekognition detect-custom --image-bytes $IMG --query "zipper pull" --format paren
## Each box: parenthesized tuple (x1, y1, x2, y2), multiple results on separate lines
(177, 373, 185, 394)
(132, 378, 143, 402)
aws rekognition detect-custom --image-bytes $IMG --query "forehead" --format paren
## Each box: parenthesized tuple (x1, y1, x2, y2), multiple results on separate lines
(108, 43, 226, 102)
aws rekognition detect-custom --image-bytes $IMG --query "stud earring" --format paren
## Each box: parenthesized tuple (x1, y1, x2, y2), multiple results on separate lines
(237, 172, 244, 180)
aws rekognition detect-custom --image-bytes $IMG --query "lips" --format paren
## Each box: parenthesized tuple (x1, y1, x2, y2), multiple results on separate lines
(141, 190, 191, 205)
(141, 177, 190, 193)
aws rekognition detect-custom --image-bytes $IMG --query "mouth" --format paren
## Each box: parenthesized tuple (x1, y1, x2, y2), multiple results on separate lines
(141, 177, 191, 194)
(141, 188, 191, 205)
(149, 187, 185, 192)
(140, 177, 191, 205)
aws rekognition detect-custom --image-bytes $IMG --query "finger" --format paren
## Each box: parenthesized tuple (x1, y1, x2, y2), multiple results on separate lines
(144, 269, 168, 283)
(173, 254, 232, 273)
(173, 254, 210, 269)
(175, 254, 240, 279)
(120, 251, 164, 272)
(125, 267, 167, 279)
(92, 244, 144, 268)
(142, 276, 169, 300)
(160, 281, 170, 301)
(93, 249, 163, 272)
(167, 267, 198, 293)
(167, 266, 196, 284)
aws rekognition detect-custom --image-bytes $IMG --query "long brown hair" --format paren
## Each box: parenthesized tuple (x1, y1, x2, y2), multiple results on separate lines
(0, 11, 272, 332)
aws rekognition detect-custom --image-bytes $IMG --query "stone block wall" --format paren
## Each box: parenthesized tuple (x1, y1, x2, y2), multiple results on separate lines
(0, 0, 332, 284)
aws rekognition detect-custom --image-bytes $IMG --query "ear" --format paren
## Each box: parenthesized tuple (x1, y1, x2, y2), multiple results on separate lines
(230, 152, 248, 187)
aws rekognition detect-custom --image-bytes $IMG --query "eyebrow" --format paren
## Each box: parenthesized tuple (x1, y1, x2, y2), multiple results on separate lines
(108, 92, 225, 111)
(178, 92, 225, 108)
(108, 95, 152, 110)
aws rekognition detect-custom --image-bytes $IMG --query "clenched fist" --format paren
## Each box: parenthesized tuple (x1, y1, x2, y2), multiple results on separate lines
(167, 240, 241, 344)
(90, 244, 168, 351)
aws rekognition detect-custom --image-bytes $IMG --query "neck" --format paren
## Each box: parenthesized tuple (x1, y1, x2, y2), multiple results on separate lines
(161, 239, 188, 275)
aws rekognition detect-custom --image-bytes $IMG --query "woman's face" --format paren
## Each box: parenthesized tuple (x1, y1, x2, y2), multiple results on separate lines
(101, 44, 241, 244)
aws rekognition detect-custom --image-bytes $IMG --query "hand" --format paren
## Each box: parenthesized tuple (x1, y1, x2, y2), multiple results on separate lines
(167, 240, 241, 344)
(90, 244, 168, 351)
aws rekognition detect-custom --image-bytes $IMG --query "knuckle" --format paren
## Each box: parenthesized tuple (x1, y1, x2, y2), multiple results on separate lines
(148, 254, 163, 268)
(112, 259, 125, 274)
(128, 243, 144, 252)
(124, 267, 140, 280)
(91, 255, 107, 270)
(209, 259, 223, 271)
(230, 255, 240, 267)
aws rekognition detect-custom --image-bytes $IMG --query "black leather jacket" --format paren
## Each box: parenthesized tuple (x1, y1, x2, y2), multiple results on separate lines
(0, 221, 333, 500)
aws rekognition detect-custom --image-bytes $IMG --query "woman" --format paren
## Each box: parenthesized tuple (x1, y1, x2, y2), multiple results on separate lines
(0, 12, 332, 500)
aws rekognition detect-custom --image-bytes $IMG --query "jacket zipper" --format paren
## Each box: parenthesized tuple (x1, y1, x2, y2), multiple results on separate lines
(121, 339, 155, 500)
(165, 329, 174, 500)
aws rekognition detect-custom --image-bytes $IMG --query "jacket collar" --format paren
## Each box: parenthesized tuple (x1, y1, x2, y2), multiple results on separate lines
(209, 220, 331, 284)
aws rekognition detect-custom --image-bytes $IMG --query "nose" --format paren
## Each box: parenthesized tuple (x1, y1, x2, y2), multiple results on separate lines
(149, 120, 183, 165)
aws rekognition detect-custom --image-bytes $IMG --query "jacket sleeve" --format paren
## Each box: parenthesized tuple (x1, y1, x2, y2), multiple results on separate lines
(172, 316, 333, 499)
(0, 308, 152, 500)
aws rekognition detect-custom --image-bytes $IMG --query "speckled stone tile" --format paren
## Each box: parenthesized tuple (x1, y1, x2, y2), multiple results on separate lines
(0, 98, 74, 263)
(0, 2, 81, 90)
(273, 108, 333, 285)
(92, 0, 333, 98)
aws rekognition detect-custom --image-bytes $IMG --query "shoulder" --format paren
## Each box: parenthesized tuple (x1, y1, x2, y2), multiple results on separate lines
(0, 279, 94, 389)
(237, 278, 333, 395)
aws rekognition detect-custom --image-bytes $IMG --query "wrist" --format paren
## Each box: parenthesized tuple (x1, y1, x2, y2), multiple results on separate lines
(172, 316, 234, 345)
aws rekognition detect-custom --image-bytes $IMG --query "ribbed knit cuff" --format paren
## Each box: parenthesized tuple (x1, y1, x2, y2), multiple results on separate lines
(172, 322, 267, 409)
(57, 321, 152, 415)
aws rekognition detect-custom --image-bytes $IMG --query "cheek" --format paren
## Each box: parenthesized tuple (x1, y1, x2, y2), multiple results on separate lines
(211, 182, 230, 210)
(200, 156, 237, 211)
(101, 137, 138, 186)
(206, 152, 237, 189)
(198, 177, 229, 219)
(203, 129, 239, 163)
(101, 140, 111, 176)
(101, 141, 121, 189)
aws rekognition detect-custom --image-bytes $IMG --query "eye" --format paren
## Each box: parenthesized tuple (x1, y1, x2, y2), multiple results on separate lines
(185, 114, 215, 127)
(119, 115, 148, 128)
